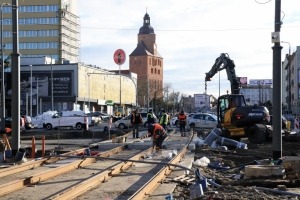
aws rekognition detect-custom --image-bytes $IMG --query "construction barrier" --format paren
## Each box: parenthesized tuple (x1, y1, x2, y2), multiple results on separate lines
(294, 117, 299, 132)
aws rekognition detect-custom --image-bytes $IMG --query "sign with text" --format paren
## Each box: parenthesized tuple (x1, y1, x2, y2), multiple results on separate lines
(249, 79, 272, 85)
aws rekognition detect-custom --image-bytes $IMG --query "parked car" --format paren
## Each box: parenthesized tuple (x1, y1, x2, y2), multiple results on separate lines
(170, 113, 194, 127)
(22, 115, 36, 130)
(268, 115, 290, 129)
(114, 112, 157, 129)
(188, 113, 218, 129)
(86, 112, 107, 125)
(91, 111, 110, 121)
(3, 116, 34, 132)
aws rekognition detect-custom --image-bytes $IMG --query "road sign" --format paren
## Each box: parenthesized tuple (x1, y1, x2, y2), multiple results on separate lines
(113, 49, 126, 65)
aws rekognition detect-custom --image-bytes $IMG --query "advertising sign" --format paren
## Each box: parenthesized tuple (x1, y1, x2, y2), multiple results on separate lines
(249, 79, 272, 85)
(6, 71, 73, 98)
(194, 94, 210, 109)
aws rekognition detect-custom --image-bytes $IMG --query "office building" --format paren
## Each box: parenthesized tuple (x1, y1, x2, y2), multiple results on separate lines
(1, 0, 79, 64)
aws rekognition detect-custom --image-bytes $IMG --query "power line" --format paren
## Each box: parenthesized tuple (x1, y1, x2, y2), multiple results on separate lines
(80, 25, 299, 32)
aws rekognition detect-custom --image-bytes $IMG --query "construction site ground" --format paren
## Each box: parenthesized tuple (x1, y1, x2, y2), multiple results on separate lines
(2, 125, 300, 199)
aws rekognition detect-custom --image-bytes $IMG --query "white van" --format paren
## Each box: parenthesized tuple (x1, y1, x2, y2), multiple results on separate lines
(43, 111, 92, 130)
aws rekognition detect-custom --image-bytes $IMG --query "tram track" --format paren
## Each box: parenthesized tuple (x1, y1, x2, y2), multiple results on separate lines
(0, 130, 195, 199)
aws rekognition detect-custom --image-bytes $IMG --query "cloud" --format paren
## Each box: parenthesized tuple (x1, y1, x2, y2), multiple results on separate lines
(77, 0, 300, 97)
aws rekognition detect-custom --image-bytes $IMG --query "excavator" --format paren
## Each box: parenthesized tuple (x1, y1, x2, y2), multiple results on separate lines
(205, 53, 272, 144)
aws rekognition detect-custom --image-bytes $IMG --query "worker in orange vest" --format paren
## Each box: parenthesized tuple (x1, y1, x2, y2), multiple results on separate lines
(178, 110, 187, 137)
(147, 123, 167, 153)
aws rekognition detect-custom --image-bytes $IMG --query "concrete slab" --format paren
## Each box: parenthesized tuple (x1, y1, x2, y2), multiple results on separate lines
(244, 165, 285, 178)
(97, 143, 124, 151)
(148, 152, 195, 200)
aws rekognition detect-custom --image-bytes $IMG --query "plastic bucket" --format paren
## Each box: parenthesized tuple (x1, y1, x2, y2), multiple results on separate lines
(0, 152, 4, 163)
(15, 149, 26, 162)
(216, 137, 247, 149)
(85, 148, 91, 156)
(204, 128, 221, 146)
(5, 150, 12, 158)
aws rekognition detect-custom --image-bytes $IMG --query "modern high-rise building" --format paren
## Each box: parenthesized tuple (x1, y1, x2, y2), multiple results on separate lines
(129, 12, 164, 108)
(1, 0, 80, 64)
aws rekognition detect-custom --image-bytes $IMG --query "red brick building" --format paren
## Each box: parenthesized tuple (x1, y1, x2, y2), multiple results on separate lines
(129, 12, 163, 107)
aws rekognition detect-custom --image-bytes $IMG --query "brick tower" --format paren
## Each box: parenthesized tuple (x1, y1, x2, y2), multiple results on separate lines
(129, 12, 163, 108)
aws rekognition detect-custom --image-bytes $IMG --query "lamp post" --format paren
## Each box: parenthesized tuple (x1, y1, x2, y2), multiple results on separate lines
(30, 64, 32, 117)
(1, 3, 10, 131)
(119, 64, 121, 113)
(36, 77, 38, 116)
(50, 55, 54, 111)
(88, 74, 90, 111)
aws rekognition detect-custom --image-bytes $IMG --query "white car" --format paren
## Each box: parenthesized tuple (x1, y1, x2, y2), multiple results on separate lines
(114, 112, 157, 129)
(170, 116, 178, 127)
(171, 113, 194, 127)
(188, 113, 218, 129)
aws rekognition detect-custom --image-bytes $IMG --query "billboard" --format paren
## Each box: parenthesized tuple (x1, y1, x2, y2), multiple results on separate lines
(194, 94, 210, 109)
(6, 71, 73, 98)
(249, 79, 272, 85)
(238, 77, 247, 85)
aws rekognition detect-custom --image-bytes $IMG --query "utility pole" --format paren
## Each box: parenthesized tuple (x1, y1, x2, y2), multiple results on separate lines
(11, 0, 21, 155)
(272, 0, 282, 160)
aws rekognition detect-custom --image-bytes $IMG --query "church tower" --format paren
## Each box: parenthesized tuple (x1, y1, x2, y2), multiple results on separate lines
(129, 13, 163, 108)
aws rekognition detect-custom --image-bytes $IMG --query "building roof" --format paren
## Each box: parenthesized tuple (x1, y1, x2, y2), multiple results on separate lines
(129, 41, 153, 56)
(139, 13, 155, 34)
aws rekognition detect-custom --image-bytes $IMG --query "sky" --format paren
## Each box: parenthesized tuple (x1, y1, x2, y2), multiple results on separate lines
(76, 0, 300, 98)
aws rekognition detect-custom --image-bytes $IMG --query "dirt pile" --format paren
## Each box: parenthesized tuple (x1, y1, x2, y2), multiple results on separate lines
(173, 136, 300, 199)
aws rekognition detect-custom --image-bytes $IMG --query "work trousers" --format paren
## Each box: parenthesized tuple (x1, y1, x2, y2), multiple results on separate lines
(154, 134, 167, 149)
(179, 123, 186, 133)
(132, 123, 140, 138)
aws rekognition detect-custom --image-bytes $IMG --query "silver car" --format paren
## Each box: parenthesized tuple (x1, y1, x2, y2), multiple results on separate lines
(114, 112, 157, 129)
(188, 113, 218, 129)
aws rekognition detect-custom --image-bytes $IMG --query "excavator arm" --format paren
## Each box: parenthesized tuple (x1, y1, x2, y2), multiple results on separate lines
(205, 53, 240, 94)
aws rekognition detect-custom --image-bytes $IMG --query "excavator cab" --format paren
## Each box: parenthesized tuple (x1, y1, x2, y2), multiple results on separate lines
(217, 94, 246, 125)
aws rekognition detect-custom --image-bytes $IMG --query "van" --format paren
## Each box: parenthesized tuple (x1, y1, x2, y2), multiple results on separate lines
(43, 111, 92, 130)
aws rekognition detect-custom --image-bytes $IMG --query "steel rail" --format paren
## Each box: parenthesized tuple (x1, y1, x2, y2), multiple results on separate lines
(0, 137, 128, 178)
(49, 130, 193, 200)
(0, 129, 182, 198)
(129, 132, 194, 199)
(51, 147, 154, 200)
(0, 145, 127, 196)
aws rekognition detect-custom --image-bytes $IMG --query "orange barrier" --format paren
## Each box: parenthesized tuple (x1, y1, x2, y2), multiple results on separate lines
(31, 136, 36, 158)
(42, 135, 45, 157)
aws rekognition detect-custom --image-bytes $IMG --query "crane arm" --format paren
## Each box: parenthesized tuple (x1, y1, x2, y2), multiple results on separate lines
(205, 53, 240, 94)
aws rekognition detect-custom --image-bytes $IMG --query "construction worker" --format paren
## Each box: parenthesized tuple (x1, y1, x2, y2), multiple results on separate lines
(130, 110, 143, 138)
(147, 123, 167, 153)
(159, 110, 168, 130)
(146, 109, 155, 125)
(178, 110, 187, 137)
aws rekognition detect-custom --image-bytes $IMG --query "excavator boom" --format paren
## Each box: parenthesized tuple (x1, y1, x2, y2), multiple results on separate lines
(205, 53, 240, 94)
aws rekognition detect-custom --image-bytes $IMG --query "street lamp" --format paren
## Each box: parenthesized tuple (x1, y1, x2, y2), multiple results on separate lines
(50, 55, 54, 111)
(1, 2, 10, 130)
(36, 77, 38, 116)
(88, 74, 90, 111)
(30, 64, 32, 117)
(119, 64, 122, 113)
